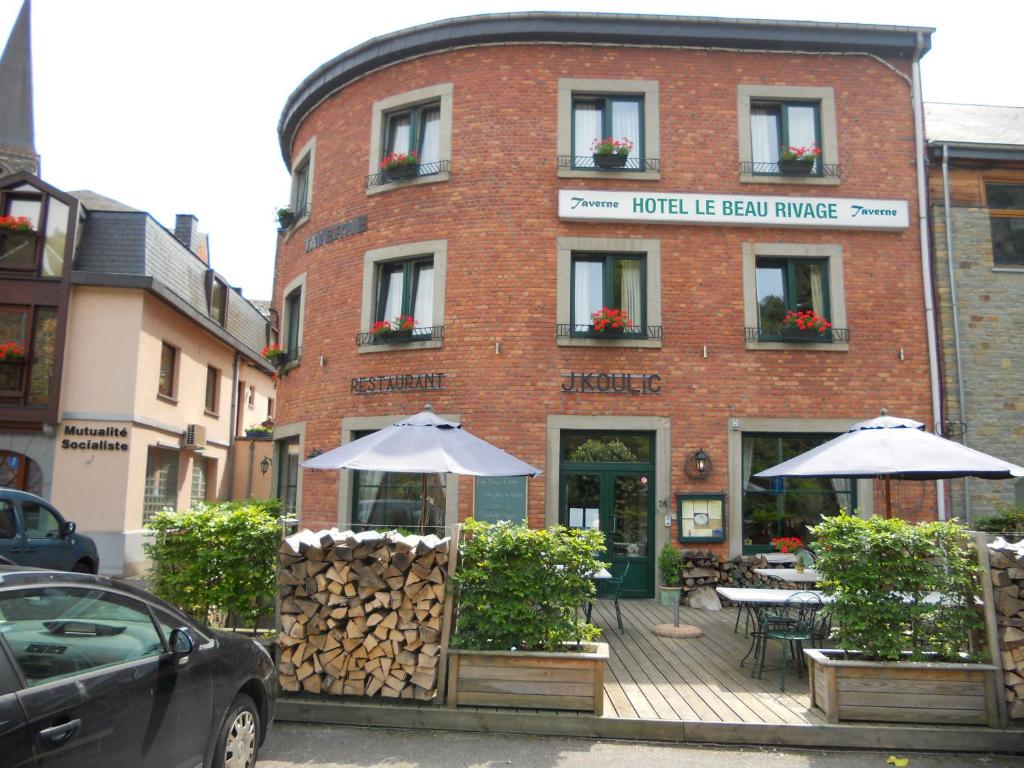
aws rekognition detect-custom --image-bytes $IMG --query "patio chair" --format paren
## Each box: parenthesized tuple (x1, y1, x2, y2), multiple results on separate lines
(594, 562, 631, 633)
(751, 591, 822, 691)
(794, 546, 817, 567)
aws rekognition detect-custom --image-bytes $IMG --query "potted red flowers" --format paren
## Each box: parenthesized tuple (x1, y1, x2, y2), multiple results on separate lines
(0, 216, 33, 232)
(591, 137, 634, 169)
(0, 341, 27, 391)
(780, 309, 831, 340)
(590, 307, 633, 335)
(380, 151, 419, 181)
(371, 315, 417, 343)
(778, 144, 821, 175)
(261, 343, 285, 363)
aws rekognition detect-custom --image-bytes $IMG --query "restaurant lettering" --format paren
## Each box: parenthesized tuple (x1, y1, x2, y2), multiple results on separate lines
(305, 214, 368, 253)
(561, 372, 661, 395)
(352, 372, 446, 395)
(61, 424, 129, 451)
(559, 190, 909, 230)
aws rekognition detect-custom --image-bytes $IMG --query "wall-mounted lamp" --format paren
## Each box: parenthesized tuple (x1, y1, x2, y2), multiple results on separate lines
(306, 449, 323, 460)
(260, 456, 273, 475)
(684, 448, 713, 480)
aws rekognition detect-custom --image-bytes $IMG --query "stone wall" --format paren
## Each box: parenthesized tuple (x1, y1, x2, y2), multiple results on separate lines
(987, 537, 1024, 720)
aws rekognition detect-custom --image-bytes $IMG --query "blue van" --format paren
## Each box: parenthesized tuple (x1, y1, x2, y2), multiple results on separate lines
(0, 489, 99, 573)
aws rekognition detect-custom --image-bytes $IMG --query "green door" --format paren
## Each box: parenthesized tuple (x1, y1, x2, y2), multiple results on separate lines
(559, 432, 655, 598)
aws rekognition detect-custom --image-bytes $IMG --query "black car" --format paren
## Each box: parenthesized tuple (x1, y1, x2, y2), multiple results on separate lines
(0, 566, 275, 767)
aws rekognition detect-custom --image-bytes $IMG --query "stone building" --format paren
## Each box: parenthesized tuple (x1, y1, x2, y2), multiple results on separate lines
(926, 102, 1024, 521)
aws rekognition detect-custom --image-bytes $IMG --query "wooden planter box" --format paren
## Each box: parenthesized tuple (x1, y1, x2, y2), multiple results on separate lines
(447, 642, 608, 715)
(805, 648, 1001, 727)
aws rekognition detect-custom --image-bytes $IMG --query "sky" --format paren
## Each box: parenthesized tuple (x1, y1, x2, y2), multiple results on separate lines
(2, 0, 1022, 301)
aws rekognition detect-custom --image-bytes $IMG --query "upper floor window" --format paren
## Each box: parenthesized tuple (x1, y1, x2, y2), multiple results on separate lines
(385, 103, 441, 167)
(571, 252, 646, 337)
(204, 366, 219, 414)
(0, 185, 71, 278)
(367, 84, 453, 193)
(755, 257, 834, 342)
(0, 305, 58, 405)
(376, 257, 434, 339)
(283, 287, 303, 363)
(985, 182, 1024, 267)
(291, 157, 310, 216)
(750, 102, 821, 176)
(209, 276, 227, 326)
(158, 342, 177, 399)
(572, 95, 643, 170)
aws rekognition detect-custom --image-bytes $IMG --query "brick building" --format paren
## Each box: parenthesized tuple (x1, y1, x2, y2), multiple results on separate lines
(271, 12, 941, 596)
(926, 102, 1024, 521)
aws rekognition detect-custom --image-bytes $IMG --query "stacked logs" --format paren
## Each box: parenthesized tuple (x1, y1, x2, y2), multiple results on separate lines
(277, 529, 450, 701)
(678, 550, 775, 606)
(988, 537, 1024, 720)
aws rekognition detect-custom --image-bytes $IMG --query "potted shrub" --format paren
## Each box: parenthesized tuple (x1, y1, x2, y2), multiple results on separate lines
(380, 151, 419, 181)
(780, 309, 831, 341)
(590, 307, 633, 335)
(245, 423, 272, 438)
(591, 136, 634, 169)
(448, 520, 610, 714)
(275, 207, 296, 232)
(260, 343, 285, 363)
(804, 512, 1000, 726)
(657, 542, 683, 607)
(371, 315, 417, 343)
(778, 144, 821, 175)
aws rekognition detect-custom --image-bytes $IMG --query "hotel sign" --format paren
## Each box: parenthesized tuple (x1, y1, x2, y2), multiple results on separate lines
(558, 190, 909, 230)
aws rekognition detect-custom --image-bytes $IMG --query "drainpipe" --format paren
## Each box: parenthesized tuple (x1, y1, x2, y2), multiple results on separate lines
(246, 438, 255, 497)
(912, 32, 946, 521)
(942, 143, 970, 523)
(225, 352, 241, 499)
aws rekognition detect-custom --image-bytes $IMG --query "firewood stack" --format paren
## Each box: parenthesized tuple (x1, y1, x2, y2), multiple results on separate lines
(988, 537, 1024, 720)
(277, 529, 450, 701)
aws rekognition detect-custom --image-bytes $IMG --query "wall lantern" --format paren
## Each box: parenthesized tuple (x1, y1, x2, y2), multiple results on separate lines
(260, 456, 272, 475)
(684, 448, 712, 480)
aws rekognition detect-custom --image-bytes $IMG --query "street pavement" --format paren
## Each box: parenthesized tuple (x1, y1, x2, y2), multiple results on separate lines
(257, 723, 1020, 767)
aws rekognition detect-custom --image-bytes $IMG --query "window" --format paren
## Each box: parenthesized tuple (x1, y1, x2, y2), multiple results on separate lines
(158, 342, 176, 399)
(741, 433, 855, 553)
(281, 274, 306, 364)
(1, 185, 71, 278)
(291, 157, 310, 216)
(0, 305, 58, 405)
(985, 182, 1024, 267)
(737, 85, 838, 185)
(570, 252, 645, 335)
(204, 366, 219, 414)
(367, 84, 453, 193)
(248, 385, 256, 407)
(742, 242, 847, 350)
(21, 502, 61, 539)
(375, 256, 434, 337)
(0, 500, 16, 538)
(571, 95, 643, 168)
(209, 277, 227, 326)
(190, 458, 208, 508)
(749, 102, 821, 175)
(276, 437, 300, 516)
(143, 447, 179, 523)
(0, 587, 164, 686)
(755, 257, 830, 338)
(267, 398, 275, 420)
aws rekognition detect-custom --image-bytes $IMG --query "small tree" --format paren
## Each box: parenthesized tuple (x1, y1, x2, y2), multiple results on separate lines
(452, 519, 605, 651)
(657, 542, 682, 587)
(811, 511, 983, 662)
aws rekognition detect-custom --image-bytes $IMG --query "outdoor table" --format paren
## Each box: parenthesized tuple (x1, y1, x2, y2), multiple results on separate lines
(717, 587, 832, 669)
(582, 568, 612, 622)
(760, 553, 797, 565)
(753, 567, 821, 584)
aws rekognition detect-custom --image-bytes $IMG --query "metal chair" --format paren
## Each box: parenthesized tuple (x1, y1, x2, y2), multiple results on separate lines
(594, 562, 631, 633)
(751, 591, 822, 691)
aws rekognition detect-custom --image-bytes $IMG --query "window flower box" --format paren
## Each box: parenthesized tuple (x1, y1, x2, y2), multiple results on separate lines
(778, 144, 820, 176)
(0, 360, 25, 391)
(779, 309, 831, 341)
(590, 307, 633, 334)
(591, 137, 633, 169)
(261, 344, 286, 363)
(371, 316, 418, 344)
(380, 152, 420, 181)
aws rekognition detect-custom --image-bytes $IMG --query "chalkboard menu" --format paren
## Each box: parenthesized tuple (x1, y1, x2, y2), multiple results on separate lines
(473, 476, 528, 524)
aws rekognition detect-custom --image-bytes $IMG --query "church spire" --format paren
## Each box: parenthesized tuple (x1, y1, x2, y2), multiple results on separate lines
(0, 0, 39, 176)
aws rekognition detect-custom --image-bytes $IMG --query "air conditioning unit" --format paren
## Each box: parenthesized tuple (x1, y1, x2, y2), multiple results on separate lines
(183, 424, 207, 450)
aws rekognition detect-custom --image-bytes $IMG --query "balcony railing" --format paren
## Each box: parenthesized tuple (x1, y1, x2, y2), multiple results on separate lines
(356, 326, 444, 347)
(739, 161, 841, 178)
(745, 327, 849, 343)
(558, 155, 660, 172)
(557, 324, 662, 340)
(365, 160, 450, 189)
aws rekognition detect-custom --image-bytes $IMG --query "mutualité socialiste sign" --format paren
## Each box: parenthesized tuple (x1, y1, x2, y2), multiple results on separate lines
(558, 189, 909, 230)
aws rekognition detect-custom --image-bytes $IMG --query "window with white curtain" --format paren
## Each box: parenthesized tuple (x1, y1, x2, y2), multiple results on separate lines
(571, 253, 645, 334)
(376, 257, 435, 337)
(384, 103, 441, 166)
(571, 95, 643, 167)
(754, 257, 830, 337)
(750, 101, 821, 174)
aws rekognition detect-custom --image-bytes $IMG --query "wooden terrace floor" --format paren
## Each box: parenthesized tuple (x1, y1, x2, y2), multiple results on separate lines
(587, 598, 827, 725)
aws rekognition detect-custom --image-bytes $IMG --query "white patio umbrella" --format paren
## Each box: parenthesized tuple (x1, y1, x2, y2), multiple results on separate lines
(301, 410, 541, 529)
(754, 410, 1024, 518)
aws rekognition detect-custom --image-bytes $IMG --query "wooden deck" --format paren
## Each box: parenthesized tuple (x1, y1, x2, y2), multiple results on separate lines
(588, 599, 827, 725)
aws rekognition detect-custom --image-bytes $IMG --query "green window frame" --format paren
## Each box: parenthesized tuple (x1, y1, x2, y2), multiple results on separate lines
(985, 181, 1024, 267)
(754, 257, 831, 339)
(284, 289, 301, 359)
(750, 101, 822, 175)
(570, 252, 646, 336)
(375, 257, 434, 333)
(383, 102, 441, 165)
(291, 156, 310, 216)
(740, 432, 855, 554)
(571, 95, 644, 168)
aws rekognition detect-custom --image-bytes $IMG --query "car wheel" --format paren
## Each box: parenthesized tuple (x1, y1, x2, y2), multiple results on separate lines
(212, 693, 259, 768)
(72, 560, 93, 574)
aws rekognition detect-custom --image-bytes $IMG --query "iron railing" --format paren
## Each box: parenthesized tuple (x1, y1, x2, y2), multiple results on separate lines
(356, 326, 444, 347)
(557, 324, 662, 340)
(745, 327, 849, 343)
(558, 155, 660, 172)
(739, 161, 841, 178)
(365, 160, 450, 189)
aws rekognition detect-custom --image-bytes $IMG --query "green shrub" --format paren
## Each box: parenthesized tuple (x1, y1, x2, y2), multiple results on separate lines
(452, 519, 605, 652)
(657, 542, 682, 587)
(811, 511, 983, 662)
(144, 499, 282, 629)
(972, 505, 1024, 534)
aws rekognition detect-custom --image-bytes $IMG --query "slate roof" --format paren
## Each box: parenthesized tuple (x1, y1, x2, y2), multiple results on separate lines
(925, 102, 1024, 148)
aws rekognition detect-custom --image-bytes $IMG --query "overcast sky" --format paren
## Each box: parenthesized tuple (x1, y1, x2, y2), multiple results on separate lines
(2, 0, 1021, 301)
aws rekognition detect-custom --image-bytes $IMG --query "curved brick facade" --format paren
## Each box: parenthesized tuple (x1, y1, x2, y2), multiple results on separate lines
(271, 15, 937, 593)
